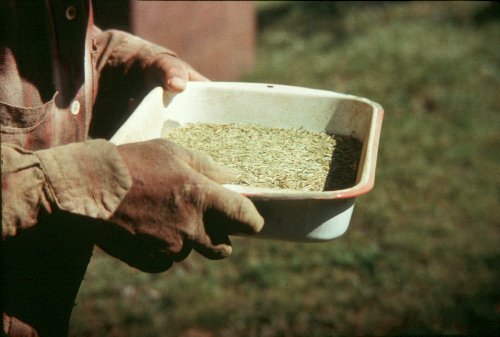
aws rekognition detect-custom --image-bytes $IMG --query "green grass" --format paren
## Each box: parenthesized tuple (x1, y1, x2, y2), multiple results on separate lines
(71, 2, 500, 336)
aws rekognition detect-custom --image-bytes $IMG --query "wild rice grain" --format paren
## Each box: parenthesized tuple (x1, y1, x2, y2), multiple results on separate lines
(164, 123, 360, 191)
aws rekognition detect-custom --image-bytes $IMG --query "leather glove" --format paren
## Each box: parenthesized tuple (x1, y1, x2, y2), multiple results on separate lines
(94, 28, 208, 94)
(96, 139, 264, 272)
(143, 52, 208, 93)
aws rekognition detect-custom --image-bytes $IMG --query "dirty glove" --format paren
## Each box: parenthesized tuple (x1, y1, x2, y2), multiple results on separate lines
(94, 28, 208, 93)
(1, 141, 131, 239)
(96, 139, 264, 272)
(142, 51, 208, 93)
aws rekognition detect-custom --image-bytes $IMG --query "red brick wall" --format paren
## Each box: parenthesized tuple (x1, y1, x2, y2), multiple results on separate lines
(129, 1, 256, 81)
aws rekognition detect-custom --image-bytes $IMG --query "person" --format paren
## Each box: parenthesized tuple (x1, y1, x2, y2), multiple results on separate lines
(1, 1, 264, 336)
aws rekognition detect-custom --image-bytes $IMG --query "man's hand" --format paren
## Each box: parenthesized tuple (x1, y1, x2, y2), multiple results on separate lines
(96, 139, 264, 272)
(93, 28, 209, 93)
(145, 53, 209, 93)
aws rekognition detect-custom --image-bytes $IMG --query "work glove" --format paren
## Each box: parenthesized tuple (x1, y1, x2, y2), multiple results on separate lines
(94, 28, 208, 94)
(3, 138, 262, 273)
(143, 52, 208, 93)
(96, 139, 264, 272)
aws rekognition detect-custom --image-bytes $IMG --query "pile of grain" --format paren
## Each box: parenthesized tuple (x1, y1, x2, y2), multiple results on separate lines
(164, 123, 361, 191)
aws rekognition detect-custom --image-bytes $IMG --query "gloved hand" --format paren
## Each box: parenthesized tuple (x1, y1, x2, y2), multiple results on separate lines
(96, 139, 264, 272)
(94, 28, 208, 94)
(144, 53, 208, 93)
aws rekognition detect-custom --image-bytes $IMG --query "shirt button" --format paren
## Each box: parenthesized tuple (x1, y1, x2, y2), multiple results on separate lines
(70, 100, 80, 115)
(65, 5, 77, 21)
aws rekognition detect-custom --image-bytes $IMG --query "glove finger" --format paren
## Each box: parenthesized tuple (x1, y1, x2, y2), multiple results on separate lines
(171, 241, 193, 262)
(166, 76, 187, 93)
(179, 176, 263, 256)
(96, 224, 174, 273)
(178, 209, 232, 259)
(161, 60, 201, 93)
(166, 68, 208, 92)
(201, 180, 264, 235)
(155, 58, 189, 93)
(192, 232, 233, 260)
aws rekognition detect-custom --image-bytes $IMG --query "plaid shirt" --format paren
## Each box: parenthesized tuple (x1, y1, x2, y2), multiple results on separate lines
(1, 1, 177, 335)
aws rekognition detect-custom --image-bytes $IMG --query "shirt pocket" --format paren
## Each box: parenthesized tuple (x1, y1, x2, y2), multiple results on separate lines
(0, 93, 57, 150)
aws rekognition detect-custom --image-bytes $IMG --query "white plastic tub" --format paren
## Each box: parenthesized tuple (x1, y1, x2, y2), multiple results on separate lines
(111, 82, 383, 242)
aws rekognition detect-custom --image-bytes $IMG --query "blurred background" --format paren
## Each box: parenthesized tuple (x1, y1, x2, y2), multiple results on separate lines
(72, 1, 499, 336)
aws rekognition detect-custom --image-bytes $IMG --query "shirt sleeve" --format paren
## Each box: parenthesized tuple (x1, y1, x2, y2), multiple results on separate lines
(1, 140, 132, 239)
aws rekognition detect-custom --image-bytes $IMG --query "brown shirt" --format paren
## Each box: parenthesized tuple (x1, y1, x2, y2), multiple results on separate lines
(1, 1, 177, 336)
